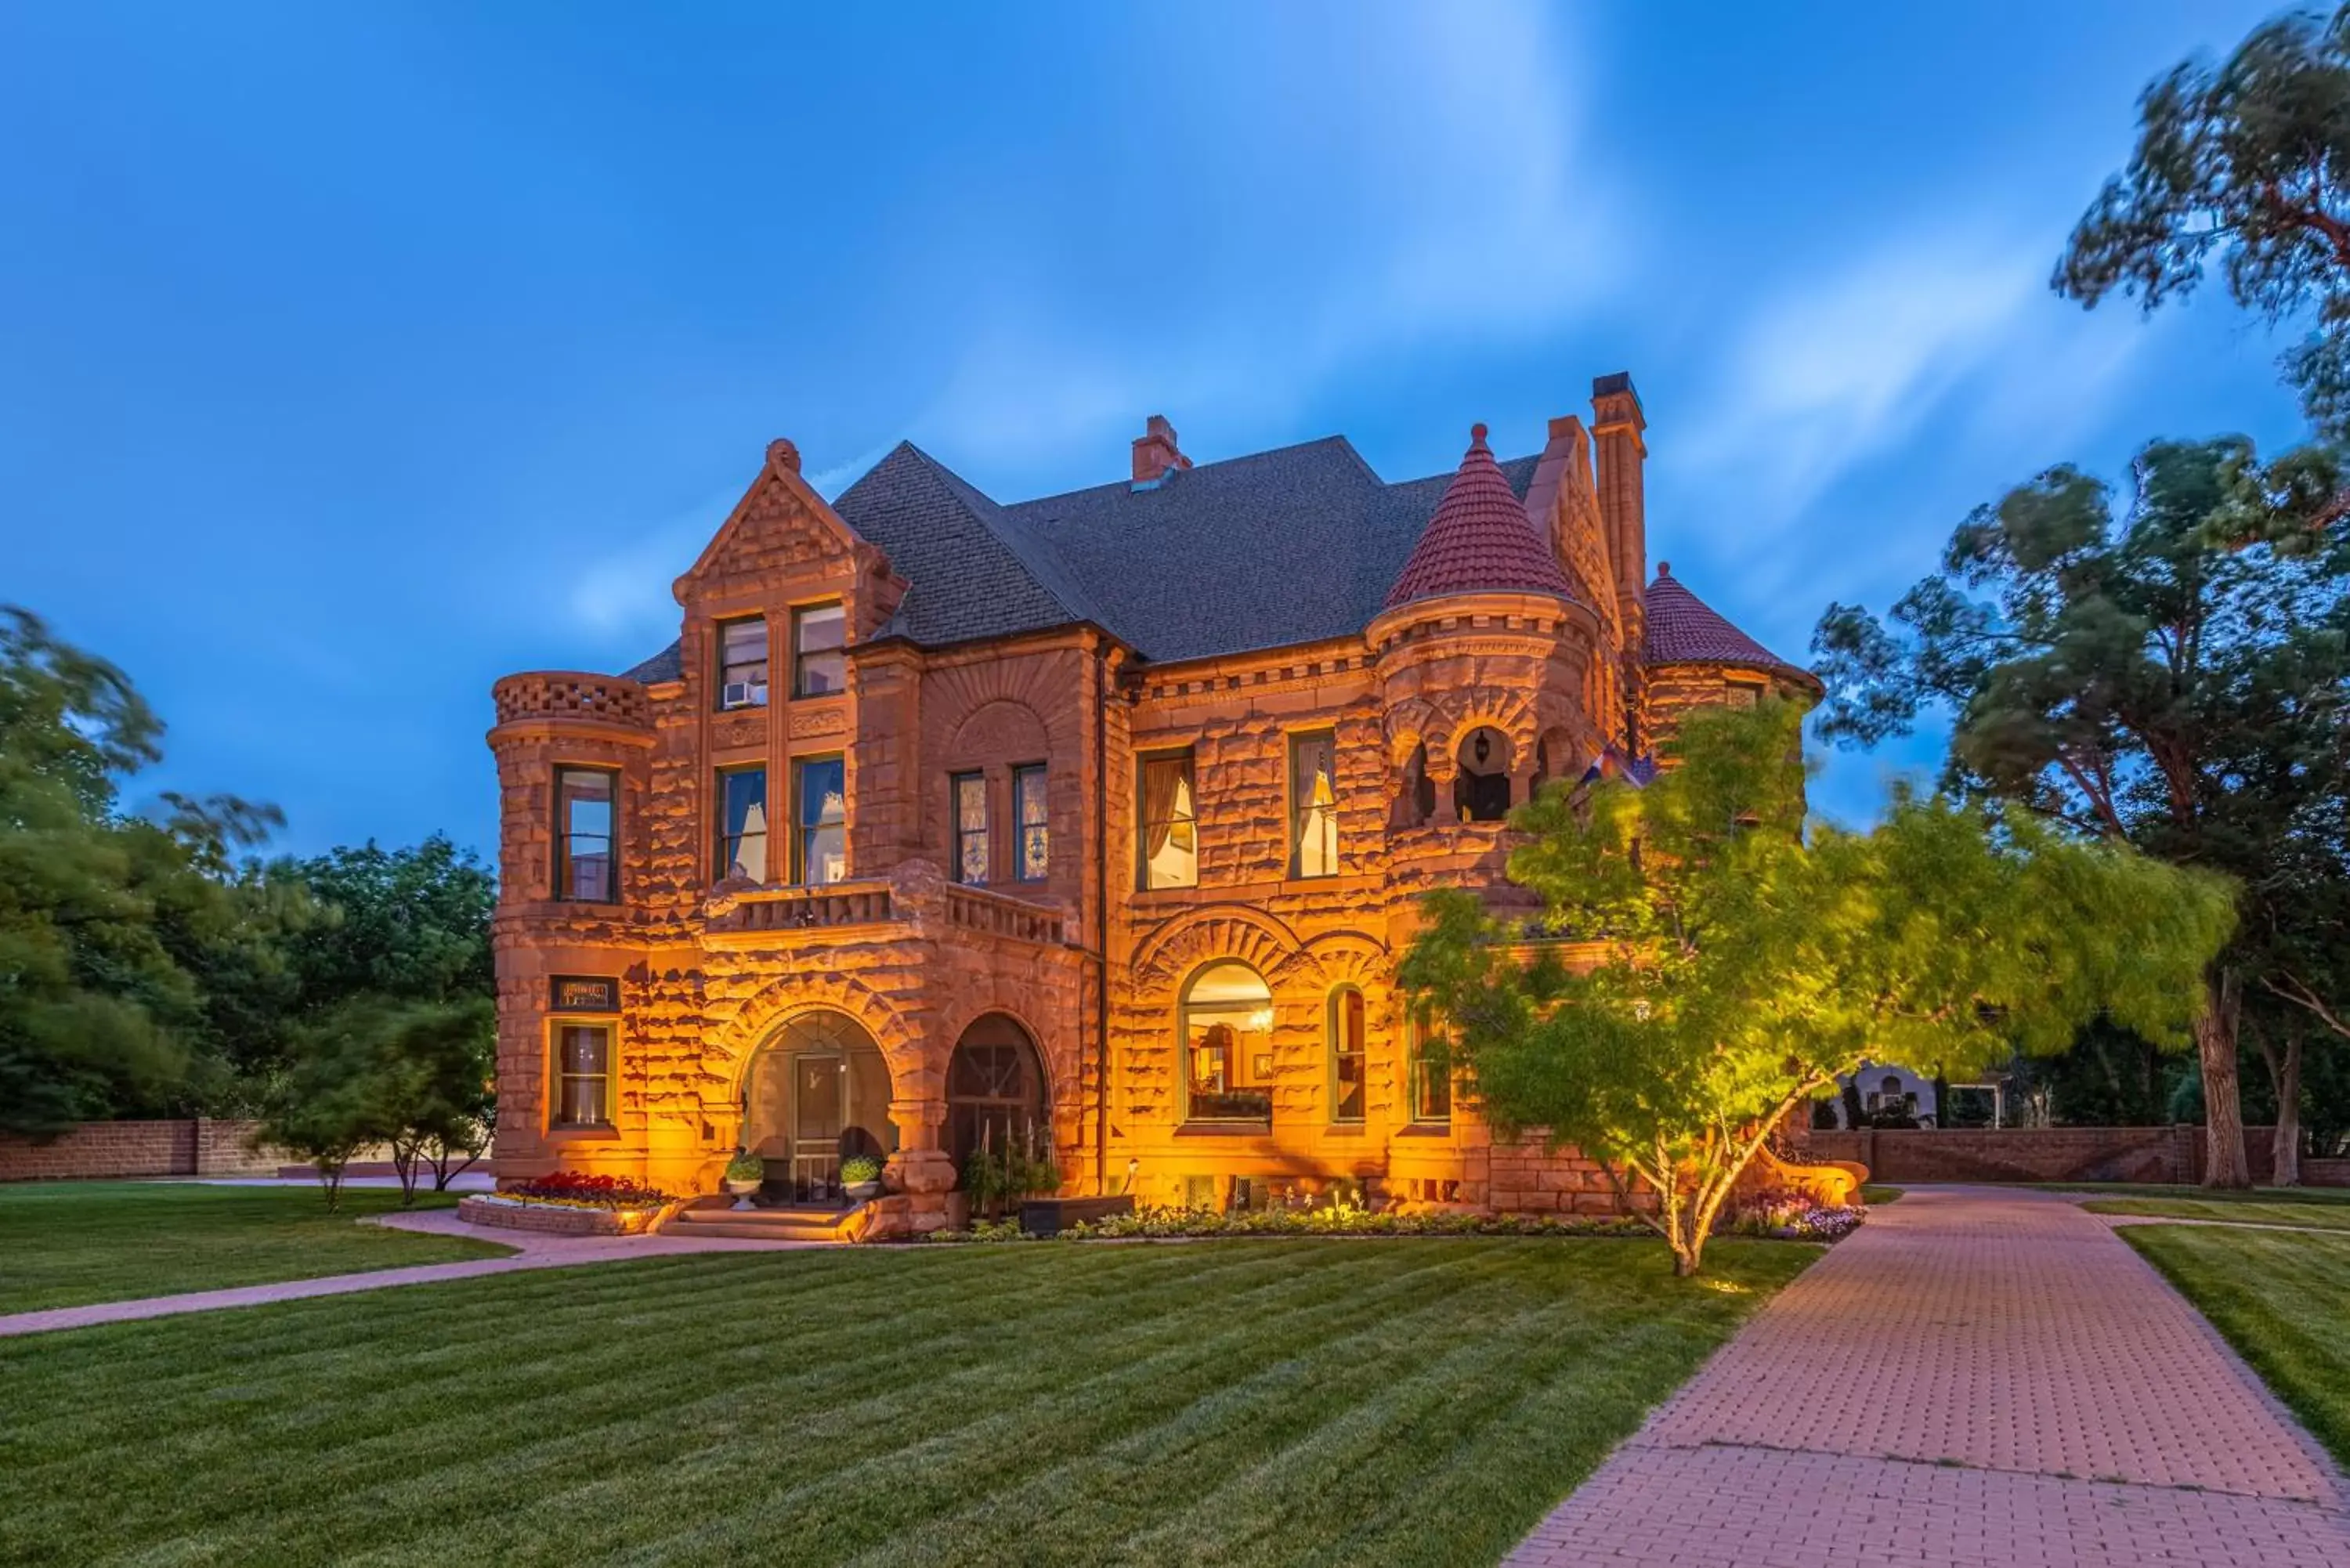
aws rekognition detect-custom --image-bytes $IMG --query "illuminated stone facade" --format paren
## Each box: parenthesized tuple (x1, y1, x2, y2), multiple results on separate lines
(487, 374, 1818, 1234)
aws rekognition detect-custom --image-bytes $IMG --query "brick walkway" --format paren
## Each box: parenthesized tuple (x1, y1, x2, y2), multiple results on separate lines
(1507, 1187, 2350, 1567)
(0, 1209, 809, 1339)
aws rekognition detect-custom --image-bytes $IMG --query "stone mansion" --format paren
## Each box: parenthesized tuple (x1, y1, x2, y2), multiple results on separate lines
(486, 374, 1818, 1235)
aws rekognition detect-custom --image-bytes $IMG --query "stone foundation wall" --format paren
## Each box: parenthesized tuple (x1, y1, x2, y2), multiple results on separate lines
(0, 1118, 286, 1182)
(457, 1194, 678, 1235)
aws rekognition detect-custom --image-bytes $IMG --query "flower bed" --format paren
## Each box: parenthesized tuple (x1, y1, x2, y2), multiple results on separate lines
(924, 1204, 1656, 1244)
(460, 1172, 683, 1237)
(920, 1197, 1867, 1246)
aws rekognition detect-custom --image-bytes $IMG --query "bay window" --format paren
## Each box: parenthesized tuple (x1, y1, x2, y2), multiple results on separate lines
(553, 1023, 612, 1128)
(554, 767, 616, 902)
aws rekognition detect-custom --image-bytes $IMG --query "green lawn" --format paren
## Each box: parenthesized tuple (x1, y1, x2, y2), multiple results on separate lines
(2026, 1181, 2350, 1203)
(1860, 1184, 1903, 1205)
(2124, 1225, 2350, 1469)
(2084, 1195, 2350, 1230)
(0, 1182, 512, 1313)
(0, 1237, 1814, 1566)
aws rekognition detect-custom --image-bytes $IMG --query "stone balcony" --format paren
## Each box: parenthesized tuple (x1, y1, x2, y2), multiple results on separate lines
(700, 862, 1068, 951)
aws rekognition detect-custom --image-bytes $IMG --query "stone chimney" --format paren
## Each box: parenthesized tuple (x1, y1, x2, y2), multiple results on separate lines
(1131, 414, 1191, 486)
(1591, 373, 1647, 621)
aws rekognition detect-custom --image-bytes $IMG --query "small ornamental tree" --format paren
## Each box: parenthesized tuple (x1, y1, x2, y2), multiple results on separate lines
(1397, 701, 2233, 1277)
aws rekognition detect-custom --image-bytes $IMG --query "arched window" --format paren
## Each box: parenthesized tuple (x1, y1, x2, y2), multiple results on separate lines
(1455, 727, 1511, 822)
(1328, 985, 1366, 1124)
(944, 1013, 1048, 1175)
(1181, 962, 1274, 1123)
(1395, 741, 1436, 828)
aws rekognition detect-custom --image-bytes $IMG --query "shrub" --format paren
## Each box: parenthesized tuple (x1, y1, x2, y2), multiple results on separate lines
(724, 1151, 765, 1183)
(839, 1154, 884, 1186)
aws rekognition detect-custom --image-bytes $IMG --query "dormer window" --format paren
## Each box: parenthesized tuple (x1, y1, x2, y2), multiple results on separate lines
(793, 603, 846, 697)
(717, 618, 768, 710)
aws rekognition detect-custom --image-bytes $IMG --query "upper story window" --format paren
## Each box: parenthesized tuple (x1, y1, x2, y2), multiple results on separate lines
(1329, 985, 1366, 1123)
(1140, 750, 1198, 890)
(552, 1022, 612, 1128)
(793, 602, 846, 698)
(1183, 961, 1273, 1123)
(795, 754, 848, 885)
(952, 771, 989, 885)
(717, 617, 769, 710)
(717, 766, 769, 882)
(1014, 764, 1049, 882)
(1290, 731, 1338, 878)
(553, 767, 617, 902)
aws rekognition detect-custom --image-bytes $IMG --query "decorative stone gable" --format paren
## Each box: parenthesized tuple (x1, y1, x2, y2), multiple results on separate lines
(674, 439, 877, 609)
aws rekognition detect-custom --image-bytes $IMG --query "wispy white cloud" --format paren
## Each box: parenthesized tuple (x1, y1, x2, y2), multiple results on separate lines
(1677, 228, 2145, 555)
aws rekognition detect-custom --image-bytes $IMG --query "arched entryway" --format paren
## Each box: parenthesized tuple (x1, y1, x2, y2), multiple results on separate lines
(943, 1013, 1050, 1176)
(742, 1010, 898, 1205)
(1454, 726, 1513, 822)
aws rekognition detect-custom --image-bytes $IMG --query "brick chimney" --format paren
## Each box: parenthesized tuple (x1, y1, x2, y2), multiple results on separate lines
(1131, 414, 1191, 486)
(1590, 373, 1647, 620)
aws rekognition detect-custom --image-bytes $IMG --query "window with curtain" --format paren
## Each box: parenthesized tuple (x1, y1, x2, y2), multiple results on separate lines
(1290, 730, 1338, 877)
(716, 767, 768, 882)
(793, 602, 846, 697)
(716, 617, 768, 708)
(1140, 751, 1198, 889)
(554, 767, 616, 901)
(795, 755, 848, 884)
(1181, 961, 1274, 1122)
(553, 1023, 611, 1126)
(952, 771, 988, 885)
(1408, 1008, 1452, 1124)
(1014, 764, 1049, 880)
(1329, 986, 1366, 1122)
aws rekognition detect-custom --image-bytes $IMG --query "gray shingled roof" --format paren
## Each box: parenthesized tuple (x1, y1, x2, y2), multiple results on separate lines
(615, 436, 1538, 678)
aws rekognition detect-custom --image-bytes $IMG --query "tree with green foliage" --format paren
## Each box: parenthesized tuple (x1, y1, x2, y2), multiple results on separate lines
(1813, 436, 2349, 1184)
(269, 996, 495, 1204)
(2058, 4, 2350, 439)
(0, 607, 286, 1135)
(1397, 702, 2232, 1276)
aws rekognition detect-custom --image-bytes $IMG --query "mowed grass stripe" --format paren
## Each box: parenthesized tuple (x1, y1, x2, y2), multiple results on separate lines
(0, 1182, 508, 1313)
(2123, 1225, 2350, 1469)
(0, 1239, 1813, 1568)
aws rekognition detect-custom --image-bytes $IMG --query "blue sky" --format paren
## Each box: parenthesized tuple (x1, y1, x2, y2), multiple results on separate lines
(0, 2, 2313, 859)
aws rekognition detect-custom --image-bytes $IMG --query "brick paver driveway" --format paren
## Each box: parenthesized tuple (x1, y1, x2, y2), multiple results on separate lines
(1509, 1186, 2350, 1567)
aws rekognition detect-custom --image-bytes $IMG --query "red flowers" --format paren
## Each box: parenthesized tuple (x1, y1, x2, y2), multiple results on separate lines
(512, 1171, 673, 1208)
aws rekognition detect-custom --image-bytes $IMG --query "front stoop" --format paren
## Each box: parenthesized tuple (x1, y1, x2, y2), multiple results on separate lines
(667, 1201, 873, 1243)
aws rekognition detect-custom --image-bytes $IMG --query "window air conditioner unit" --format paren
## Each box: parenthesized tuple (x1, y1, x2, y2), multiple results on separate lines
(722, 681, 767, 709)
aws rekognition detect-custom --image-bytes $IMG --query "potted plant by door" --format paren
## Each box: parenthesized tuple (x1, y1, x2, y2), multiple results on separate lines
(722, 1151, 765, 1209)
(840, 1154, 884, 1202)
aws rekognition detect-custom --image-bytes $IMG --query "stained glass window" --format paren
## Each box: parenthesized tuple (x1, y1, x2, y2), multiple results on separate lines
(953, 771, 988, 885)
(1014, 764, 1048, 880)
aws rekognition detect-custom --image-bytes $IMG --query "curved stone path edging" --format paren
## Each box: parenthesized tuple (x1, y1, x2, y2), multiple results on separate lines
(1507, 1186, 2350, 1567)
(0, 1209, 814, 1339)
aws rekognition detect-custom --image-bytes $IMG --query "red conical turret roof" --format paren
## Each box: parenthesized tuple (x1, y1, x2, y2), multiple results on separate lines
(1384, 425, 1577, 610)
(1643, 562, 1811, 679)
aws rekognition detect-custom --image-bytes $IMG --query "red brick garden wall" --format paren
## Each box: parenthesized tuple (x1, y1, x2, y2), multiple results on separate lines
(0, 1118, 286, 1182)
(1793, 1125, 2348, 1187)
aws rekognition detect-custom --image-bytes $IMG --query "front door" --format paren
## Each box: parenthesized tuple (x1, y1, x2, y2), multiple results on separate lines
(792, 1053, 844, 1202)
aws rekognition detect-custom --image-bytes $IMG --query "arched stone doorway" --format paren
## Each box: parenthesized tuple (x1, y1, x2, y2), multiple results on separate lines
(742, 1009, 898, 1205)
(943, 1013, 1050, 1176)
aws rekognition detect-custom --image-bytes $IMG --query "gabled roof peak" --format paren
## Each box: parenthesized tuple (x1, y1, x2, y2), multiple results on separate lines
(1382, 425, 1576, 611)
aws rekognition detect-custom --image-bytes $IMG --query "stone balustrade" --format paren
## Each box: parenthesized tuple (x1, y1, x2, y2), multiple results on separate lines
(491, 671, 653, 729)
(940, 883, 1067, 946)
(706, 880, 896, 937)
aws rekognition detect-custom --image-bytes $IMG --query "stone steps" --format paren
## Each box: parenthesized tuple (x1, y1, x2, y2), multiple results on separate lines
(667, 1203, 868, 1243)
